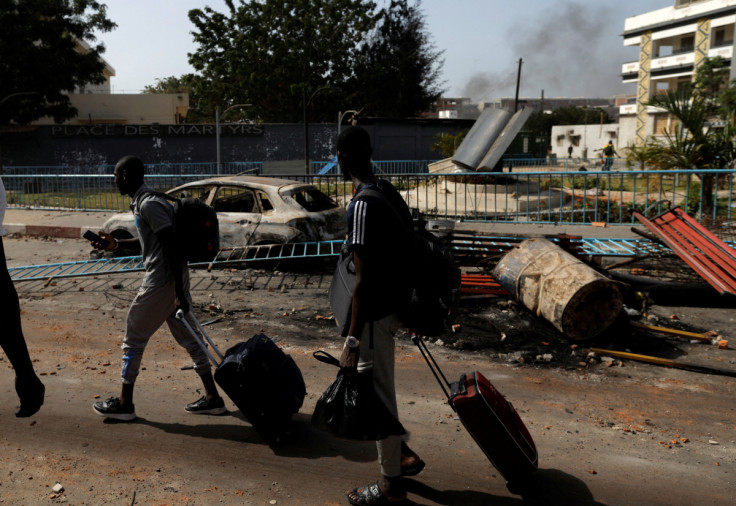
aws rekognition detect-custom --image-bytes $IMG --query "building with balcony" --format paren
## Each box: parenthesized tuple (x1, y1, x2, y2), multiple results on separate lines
(621, 0, 736, 145)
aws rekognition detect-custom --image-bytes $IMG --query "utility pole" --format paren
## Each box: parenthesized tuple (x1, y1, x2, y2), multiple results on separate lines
(514, 58, 523, 113)
(540, 89, 544, 113)
(303, 87, 309, 175)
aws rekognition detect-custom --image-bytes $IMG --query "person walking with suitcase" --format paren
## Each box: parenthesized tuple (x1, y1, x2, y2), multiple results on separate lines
(0, 176, 45, 417)
(90, 155, 225, 421)
(336, 127, 424, 505)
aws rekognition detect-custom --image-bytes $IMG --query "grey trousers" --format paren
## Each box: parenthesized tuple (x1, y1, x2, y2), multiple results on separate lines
(121, 277, 211, 385)
(357, 314, 403, 478)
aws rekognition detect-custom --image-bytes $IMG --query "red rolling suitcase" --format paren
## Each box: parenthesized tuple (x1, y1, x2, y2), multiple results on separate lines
(413, 336, 538, 493)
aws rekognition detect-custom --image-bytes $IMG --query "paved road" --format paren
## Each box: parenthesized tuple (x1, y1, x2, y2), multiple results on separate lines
(1, 236, 733, 505)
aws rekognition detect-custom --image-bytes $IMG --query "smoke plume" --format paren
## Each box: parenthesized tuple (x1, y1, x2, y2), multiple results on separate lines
(462, 2, 634, 101)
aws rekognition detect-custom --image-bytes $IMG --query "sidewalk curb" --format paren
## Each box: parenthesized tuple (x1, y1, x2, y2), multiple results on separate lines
(5, 223, 95, 239)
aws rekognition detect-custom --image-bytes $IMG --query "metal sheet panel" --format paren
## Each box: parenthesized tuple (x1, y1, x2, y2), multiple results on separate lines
(451, 108, 512, 170)
(476, 107, 533, 172)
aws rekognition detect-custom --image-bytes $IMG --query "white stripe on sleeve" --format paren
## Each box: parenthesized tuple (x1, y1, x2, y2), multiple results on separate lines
(352, 200, 367, 245)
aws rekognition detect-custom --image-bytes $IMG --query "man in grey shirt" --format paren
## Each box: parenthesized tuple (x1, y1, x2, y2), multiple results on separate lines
(91, 155, 224, 421)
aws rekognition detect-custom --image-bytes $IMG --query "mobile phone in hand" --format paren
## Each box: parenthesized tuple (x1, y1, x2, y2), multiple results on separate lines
(83, 230, 110, 249)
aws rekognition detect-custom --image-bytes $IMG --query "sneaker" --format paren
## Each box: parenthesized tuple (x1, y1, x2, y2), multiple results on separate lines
(93, 397, 136, 421)
(185, 395, 226, 415)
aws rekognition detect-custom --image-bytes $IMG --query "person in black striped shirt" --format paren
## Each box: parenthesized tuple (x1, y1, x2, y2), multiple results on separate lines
(336, 127, 424, 506)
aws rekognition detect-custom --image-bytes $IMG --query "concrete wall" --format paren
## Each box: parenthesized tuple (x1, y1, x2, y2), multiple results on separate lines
(550, 123, 620, 159)
(1, 119, 474, 169)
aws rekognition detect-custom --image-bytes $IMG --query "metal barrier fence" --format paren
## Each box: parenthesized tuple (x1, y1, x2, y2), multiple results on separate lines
(3, 167, 735, 225)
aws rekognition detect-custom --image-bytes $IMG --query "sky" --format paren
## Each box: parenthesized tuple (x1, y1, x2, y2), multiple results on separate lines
(95, 0, 672, 101)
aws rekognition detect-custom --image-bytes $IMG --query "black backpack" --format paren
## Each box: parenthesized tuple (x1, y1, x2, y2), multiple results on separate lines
(361, 189, 461, 337)
(148, 191, 220, 263)
(603, 144, 613, 156)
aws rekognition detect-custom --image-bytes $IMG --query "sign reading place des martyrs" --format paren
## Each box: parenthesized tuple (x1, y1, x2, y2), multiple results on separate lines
(50, 124, 265, 137)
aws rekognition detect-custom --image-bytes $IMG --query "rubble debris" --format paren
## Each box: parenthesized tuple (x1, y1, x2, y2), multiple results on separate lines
(493, 239, 622, 341)
(629, 322, 711, 343)
(632, 205, 736, 295)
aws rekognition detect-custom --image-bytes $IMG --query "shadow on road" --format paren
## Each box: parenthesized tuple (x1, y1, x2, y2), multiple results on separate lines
(131, 416, 256, 443)
(403, 467, 601, 506)
(128, 413, 377, 464)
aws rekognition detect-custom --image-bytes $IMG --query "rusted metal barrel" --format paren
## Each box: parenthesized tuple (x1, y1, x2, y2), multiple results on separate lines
(492, 238, 622, 341)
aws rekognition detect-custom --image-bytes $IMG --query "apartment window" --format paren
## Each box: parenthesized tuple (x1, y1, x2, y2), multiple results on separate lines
(715, 29, 725, 46)
(657, 44, 673, 57)
(680, 36, 694, 53)
(654, 114, 679, 136)
(676, 0, 707, 7)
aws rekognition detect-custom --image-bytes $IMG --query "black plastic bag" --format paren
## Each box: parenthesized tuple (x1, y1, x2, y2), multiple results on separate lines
(311, 351, 406, 441)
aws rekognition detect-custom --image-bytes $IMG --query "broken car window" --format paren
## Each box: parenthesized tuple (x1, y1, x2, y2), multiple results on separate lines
(257, 191, 274, 212)
(211, 186, 258, 213)
(171, 185, 213, 201)
(286, 188, 338, 212)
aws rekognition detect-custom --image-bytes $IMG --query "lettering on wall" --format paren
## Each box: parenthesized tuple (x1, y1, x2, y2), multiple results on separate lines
(50, 124, 265, 137)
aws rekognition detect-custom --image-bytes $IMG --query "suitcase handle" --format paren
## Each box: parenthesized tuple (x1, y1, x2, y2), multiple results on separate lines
(175, 309, 224, 367)
(411, 334, 453, 402)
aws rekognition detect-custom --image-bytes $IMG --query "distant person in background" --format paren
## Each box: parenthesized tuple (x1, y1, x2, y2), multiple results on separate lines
(0, 176, 45, 417)
(601, 140, 617, 171)
(568, 145, 573, 158)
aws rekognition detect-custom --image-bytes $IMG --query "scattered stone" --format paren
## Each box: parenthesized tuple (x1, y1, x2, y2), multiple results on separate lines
(718, 339, 728, 350)
(623, 305, 640, 316)
(669, 314, 679, 320)
(52, 483, 64, 493)
(709, 440, 719, 445)
(506, 351, 524, 363)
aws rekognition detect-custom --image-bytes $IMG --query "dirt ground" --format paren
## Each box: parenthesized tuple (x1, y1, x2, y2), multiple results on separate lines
(1, 236, 735, 505)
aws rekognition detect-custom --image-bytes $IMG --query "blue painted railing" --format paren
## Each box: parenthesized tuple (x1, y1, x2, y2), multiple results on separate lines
(2, 165, 734, 225)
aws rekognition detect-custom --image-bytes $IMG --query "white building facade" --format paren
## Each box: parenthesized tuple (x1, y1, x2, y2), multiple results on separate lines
(620, 0, 736, 146)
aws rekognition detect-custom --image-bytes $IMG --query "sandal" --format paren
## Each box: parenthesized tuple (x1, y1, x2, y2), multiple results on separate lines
(347, 482, 406, 505)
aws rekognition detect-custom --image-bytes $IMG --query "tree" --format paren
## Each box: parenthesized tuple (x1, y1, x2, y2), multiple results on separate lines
(349, 0, 444, 117)
(621, 141, 658, 171)
(0, 0, 116, 124)
(431, 130, 467, 158)
(692, 55, 729, 111)
(647, 87, 736, 215)
(188, 0, 377, 123)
